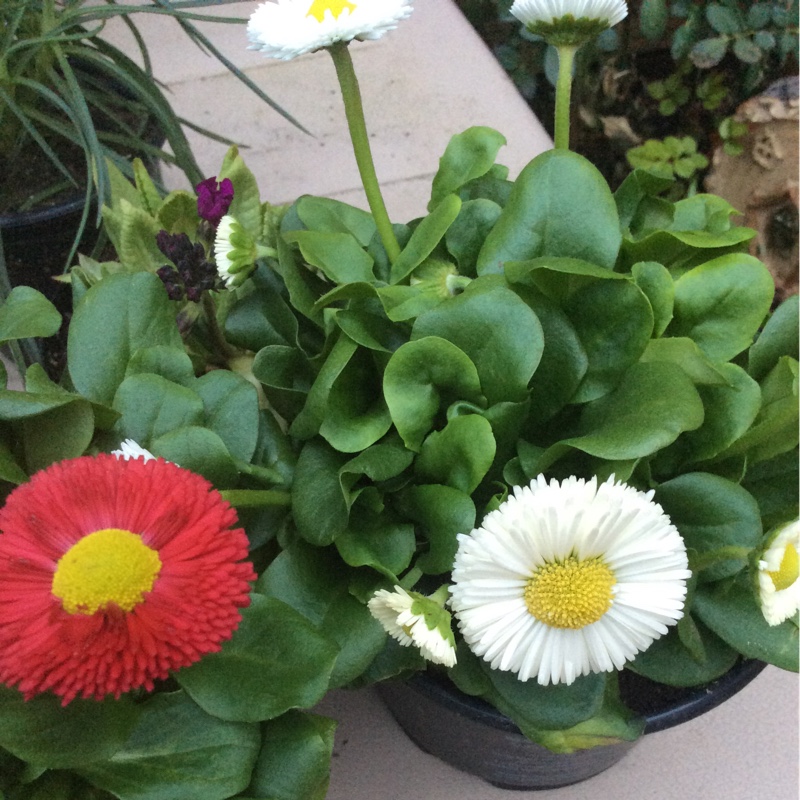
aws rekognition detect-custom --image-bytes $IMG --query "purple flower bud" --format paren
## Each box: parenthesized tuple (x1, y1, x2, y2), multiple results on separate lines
(196, 177, 234, 228)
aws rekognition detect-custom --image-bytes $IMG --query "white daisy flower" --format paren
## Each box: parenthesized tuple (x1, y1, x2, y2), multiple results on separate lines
(510, 0, 627, 46)
(247, 0, 414, 62)
(368, 585, 457, 667)
(111, 439, 157, 462)
(757, 520, 799, 626)
(450, 474, 691, 686)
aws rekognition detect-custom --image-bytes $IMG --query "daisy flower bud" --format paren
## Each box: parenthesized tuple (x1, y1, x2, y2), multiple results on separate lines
(368, 585, 457, 667)
(510, 0, 628, 46)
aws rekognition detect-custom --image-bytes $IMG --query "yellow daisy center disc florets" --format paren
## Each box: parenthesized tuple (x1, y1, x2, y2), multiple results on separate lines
(52, 528, 162, 615)
(525, 556, 616, 629)
(306, 0, 357, 22)
(768, 543, 799, 591)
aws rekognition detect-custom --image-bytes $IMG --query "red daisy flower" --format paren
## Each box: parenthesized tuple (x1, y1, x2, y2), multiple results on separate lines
(0, 454, 256, 705)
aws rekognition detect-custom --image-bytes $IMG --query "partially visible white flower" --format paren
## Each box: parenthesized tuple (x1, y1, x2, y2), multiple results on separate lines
(214, 216, 258, 288)
(248, 0, 414, 61)
(368, 585, 457, 667)
(111, 439, 156, 462)
(510, 0, 627, 46)
(757, 520, 799, 626)
(450, 474, 691, 686)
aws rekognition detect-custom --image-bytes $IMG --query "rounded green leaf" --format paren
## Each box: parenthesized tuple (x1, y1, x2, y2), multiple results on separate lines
(178, 594, 338, 722)
(412, 277, 543, 404)
(0, 686, 140, 769)
(567, 278, 654, 402)
(68, 273, 183, 406)
(690, 37, 728, 68)
(632, 261, 674, 337)
(113, 374, 204, 446)
(76, 691, 260, 800)
(655, 472, 762, 581)
(292, 438, 350, 546)
(415, 414, 496, 494)
(0, 286, 61, 344)
(445, 198, 503, 276)
(476, 150, 621, 275)
(627, 619, 738, 686)
(429, 126, 507, 210)
(150, 426, 238, 488)
(669, 254, 774, 363)
(247, 710, 336, 800)
(383, 336, 485, 451)
(682, 363, 762, 464)
(22, 399, 95, 473)
(196, 370, 260, 463)
(694, 580, 799, 671)
(748, 295, 799, 381)
(398, 483, 476, 574)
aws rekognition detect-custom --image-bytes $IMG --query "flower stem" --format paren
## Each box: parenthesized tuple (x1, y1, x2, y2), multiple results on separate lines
(328, 41, 401, 263)
(202, 292, 233, 360)
(554, 45, 578, 150)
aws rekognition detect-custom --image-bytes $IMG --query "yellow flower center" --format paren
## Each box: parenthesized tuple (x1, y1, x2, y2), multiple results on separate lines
(306, 0, 356, 22)
(768, 543, 799, 592)
(52, 528, 162, 615)
(524, 556, 616, 629)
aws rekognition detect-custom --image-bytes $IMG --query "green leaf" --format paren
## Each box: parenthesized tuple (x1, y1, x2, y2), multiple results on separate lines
(383, 337, 485, 451)
(655, 473, 762, 581)
(747, 3, 773, 28)
(412, 277, 543, 404)
(125, 346, 196, 387)
(296, 196, 376, 246)
(150, 426, 238, 488)
(640, 338, 728, 385)
(156, 191, 201, 237)
(0, 439, 27, 485)
(669, 254, 774, 363)
(429, 127, 507, 211)
(289, 334, 357, 440)
(218, 146, 263, 239)
(323, 594, 387, 689)
(113, 374, 204, 445)
(632, 261, 674, 337)
(336, 506, 416, 578)
(68, 273, 183, 406)
(539, 362, 704, 470)
(0, 687, 139, 770)
(748, 296, 799, 381)
(693, 580, 799, 671)
(225, 288, 298, 353)
(76, 691, 260, 800)
(398, 484, 476, 574)
(718, 357, 799, 464)
(284, 231, 375, 284)
(477, 150, 621, 275)
(481, 663, 606, 732)
(732, 36, 762, 64)
(566, 278, 654, 402)
(516, 287, 588, 422)
(415, 414, 496, 494)
(445, 199, 503, 276)
(0, 287, 61, 344)
(706, 4, 742, 34)
(640, 0, 669, 39)
(690, 37, 728, 68)
(246, 711, 336, 800)
(682, 363, 762, 464)
(627, 619, 739, 686)
(390, 195, 462, 284)
(195, 371, 260, 463)
(22, 398, 95, 473)
(291, 439, 349, 546)
(178, 595, 338, 722)
(319, 348, 392, 453)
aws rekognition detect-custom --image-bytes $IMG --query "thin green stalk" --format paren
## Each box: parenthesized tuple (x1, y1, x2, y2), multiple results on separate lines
(328, 41, 400, 263)
(202, 291, 234, 361)
(554, 45, 578, 150)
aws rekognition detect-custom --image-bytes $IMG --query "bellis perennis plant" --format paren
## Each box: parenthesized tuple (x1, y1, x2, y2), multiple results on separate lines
(0, 1, 797, 798)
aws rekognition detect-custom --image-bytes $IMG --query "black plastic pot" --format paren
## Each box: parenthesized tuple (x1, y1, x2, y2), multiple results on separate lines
(377, 659, 766, 791)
